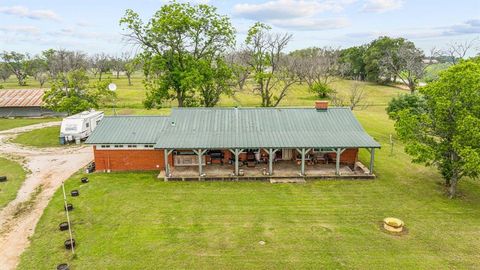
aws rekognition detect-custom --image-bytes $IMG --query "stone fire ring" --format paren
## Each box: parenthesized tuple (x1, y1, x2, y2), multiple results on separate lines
(383, 217, 404, 233)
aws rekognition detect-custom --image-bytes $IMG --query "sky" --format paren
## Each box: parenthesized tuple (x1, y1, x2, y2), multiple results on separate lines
(0, 0, 479, 56)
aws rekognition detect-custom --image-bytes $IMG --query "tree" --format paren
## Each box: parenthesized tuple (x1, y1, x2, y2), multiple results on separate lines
(42, 49, 87, 78)
(29, 56, 49, 87)
(381, 41, 426, 93)
(291, 47, 341, 92)
(121, 2, 235, 108)
(244, 22, 298, 107)
(195, 58, 234, 107)
(386, 93, 425, 120)
(110, 55, 124, 79)
(1, 51, 31, 86)
(363, 36, 405, 83)
(339, 46, 367, 81)
(331, 83, 369, 110)
(442, 39, 477, 64)
(226, 50, 250, 91)
(43, 69, 116, 114)
(122, 52, 139, 86)
(0, 63, 12, 82)
(90, 53, 111, 80)
(390, 58, 480, 198)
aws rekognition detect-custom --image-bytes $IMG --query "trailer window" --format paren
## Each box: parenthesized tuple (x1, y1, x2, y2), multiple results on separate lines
(86, 123, 89, 128)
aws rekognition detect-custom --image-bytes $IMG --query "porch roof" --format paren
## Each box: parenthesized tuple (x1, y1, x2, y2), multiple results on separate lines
(154, 107, 381, 149)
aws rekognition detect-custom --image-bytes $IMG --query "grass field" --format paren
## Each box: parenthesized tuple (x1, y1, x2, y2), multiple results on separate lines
(6, 73, 480, 269)
(0, 118, 59, 132)
(0, 157, 26, 209)
(11, 126, 61, 148)
(17, 103, 480, 269)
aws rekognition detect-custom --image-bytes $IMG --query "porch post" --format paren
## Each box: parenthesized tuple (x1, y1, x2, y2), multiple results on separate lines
(369, 148, 375, 175)
(268, 148, 278, 175)
(164, 149, 169, 177)
(163, 149, 174, 180)
(193, 149, 207, 177)
(230, 149, 244, 176)
(301, 148, 306, 176)
(336, 148, 341, 175)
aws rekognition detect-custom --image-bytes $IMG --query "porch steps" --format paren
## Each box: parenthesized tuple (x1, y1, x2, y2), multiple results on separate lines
(270, 178, 306, 184)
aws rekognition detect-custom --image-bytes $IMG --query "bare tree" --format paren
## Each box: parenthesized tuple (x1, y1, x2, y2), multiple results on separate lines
(42, 49, 87, 78)
(443, 39, 478, 64)
(331, 83, 369, 110)
(293, 47, 342, 90)
(226, 50, 250, 91)
(90, 53, 112, 80)
(244, 22, 298, 107)
(110, 55, 124, 79)
(381, 42, 434, 93)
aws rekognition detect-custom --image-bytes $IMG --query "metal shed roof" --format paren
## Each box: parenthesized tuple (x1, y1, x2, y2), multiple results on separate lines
(85, 116, 169, 144)
(0, 89, 44, 107)
(86, 107, 381, 149)
(155, 107, 380, 149)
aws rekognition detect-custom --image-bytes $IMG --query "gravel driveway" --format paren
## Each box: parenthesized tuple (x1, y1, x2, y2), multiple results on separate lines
(0, 122, 93, 270)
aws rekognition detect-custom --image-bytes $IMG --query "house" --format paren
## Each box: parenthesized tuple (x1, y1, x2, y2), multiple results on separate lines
(86, 101, 381, 180)
(0, 89, 65, 117)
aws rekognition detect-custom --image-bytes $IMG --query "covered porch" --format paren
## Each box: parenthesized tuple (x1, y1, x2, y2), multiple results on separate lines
(160, 147, 377, 181)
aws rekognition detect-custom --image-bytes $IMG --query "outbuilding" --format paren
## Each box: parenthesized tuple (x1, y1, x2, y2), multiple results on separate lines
(0, 89, 65, 117)
(86, 102, 381, 180)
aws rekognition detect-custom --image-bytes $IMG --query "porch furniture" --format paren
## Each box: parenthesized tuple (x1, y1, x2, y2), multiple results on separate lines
(208, 150, 224, 165)
(245, 152, 257, 167)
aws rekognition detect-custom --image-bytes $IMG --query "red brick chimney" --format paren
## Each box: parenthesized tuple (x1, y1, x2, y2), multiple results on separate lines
(315, 101, 328, 110)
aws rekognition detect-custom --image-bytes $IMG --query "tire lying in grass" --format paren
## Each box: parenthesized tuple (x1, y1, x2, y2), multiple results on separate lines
(59, 222, 69, 231)
(64, 239, 75, 249)
(81, 177, 89, 183)
(0, 176, 7, 182)
(64, 203, 73, 211)
(71, 190, 79, 197)
(57, 263, 69, 270)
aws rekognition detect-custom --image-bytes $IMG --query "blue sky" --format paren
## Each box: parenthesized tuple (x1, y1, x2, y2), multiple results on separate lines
(0, 0, 479, 56)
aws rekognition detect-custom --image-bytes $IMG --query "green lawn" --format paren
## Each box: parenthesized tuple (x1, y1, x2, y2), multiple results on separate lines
(17, 105, 480, 269)
(11, 126, 61, 148)
(0, 157, 26, 209)
(0, 118, 59, 132)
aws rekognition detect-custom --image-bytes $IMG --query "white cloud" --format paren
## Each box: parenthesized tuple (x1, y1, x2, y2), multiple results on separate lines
(233, 0, 355, 31)
(362, 0, 403, 13)
(0, 5, 60, 21)
(234, 0, 355, 20)
(270, 17, 350, 31)
(0, 25, 40, 35)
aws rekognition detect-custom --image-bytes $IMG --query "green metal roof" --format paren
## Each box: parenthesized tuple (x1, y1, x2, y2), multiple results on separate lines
(156, 107, 380, 149)
(85, 116, 169, 144)
(87, 107, 381, 149)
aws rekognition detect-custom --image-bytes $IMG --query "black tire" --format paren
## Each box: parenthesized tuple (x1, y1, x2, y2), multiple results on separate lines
(71, 190, 79, 197)
(59, 222, 69, 231)
(64, 239, 76, 249)
(81, 177, 89, 183)
(0, 176, 6, 182)
(57, 263, 69, 270)
(64, 203, 73, 211)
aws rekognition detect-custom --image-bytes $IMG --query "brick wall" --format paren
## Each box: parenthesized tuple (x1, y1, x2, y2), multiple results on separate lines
(326, 148, 358, 165)
(93, 146, 173, 172)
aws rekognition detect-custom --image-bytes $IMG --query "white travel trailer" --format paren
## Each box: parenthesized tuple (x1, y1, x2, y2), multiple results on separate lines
(60, 110, 104, 144)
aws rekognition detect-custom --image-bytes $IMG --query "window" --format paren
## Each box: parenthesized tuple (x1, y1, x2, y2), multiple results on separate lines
(100, 145, 110, 148)
(144, 145, 154, 148)
(114, 145, 123, 148)
(128, 145, 137, 148)
(86, 123, 90, 128)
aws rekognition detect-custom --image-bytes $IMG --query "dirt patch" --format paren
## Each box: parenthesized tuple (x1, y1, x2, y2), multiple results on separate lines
(0, 122, 93, 269)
